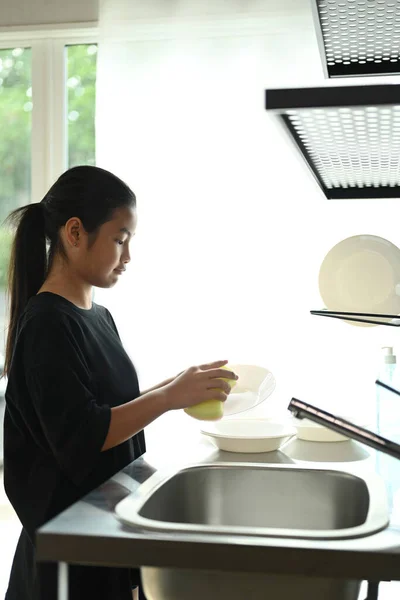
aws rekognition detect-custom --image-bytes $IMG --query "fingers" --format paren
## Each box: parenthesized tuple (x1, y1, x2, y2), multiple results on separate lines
(198, 360, 228, 370)
(204, 389, 228, 402)
(208, 381, 232, 394)
(207, 368, 238, 381)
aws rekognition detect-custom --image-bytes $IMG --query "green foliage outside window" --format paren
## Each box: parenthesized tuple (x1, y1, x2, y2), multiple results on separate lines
(0, 43, 97, 288)
(67, 44, 97, 168)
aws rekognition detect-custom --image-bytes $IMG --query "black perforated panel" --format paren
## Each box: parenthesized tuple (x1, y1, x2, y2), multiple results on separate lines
(315, 0, 400, 77)
(286, 105, 400, 189)
(265, 84, 400, 199)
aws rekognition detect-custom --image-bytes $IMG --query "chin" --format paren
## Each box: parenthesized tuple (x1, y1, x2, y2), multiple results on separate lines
(106, 278, 119, 288)
(91, 276, 118, 289)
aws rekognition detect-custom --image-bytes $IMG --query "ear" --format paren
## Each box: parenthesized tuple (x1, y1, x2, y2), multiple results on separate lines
(64, 217, 84, 248)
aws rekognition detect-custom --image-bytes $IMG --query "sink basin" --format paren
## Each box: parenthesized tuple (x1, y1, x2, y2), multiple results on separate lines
(115, 462, 389, 600)
(116, 462, 388, 540)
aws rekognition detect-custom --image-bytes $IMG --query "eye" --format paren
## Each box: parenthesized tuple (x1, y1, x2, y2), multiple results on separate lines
(115, 239, 124, 246)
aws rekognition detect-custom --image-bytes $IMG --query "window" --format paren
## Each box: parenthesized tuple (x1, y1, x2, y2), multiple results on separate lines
(0, 46, 32, 353)
(0, 31, 98, 357)
(67, 43, 97, 168)
(0, 47, 31, 220)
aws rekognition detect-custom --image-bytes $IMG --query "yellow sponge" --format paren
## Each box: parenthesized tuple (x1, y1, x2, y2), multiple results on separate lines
(184, 366, 237, 421)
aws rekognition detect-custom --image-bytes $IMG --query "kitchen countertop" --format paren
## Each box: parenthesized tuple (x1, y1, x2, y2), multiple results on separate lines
(36, 434, 400, 582)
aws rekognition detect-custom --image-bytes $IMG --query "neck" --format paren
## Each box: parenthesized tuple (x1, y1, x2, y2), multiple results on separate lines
(38, 259, 93, 310)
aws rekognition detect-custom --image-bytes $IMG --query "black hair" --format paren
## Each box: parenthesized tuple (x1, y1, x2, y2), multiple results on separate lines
(4, 165, 136, 375)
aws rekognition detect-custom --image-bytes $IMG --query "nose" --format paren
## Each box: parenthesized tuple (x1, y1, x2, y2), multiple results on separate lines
(122, 245, 131, 264)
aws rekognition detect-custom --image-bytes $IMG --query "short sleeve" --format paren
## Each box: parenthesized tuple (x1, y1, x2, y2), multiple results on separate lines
(22, 314, 111, 486)
(26, 365, 111, 486)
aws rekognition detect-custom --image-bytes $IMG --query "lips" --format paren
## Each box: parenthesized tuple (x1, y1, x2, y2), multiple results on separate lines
(114, 268, 126, 274)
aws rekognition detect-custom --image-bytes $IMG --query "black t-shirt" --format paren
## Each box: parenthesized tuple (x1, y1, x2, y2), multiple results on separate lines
(3, 292, 146, 600)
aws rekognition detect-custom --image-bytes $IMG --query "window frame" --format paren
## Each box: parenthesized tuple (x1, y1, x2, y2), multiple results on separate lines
(0, 23, 98, 202)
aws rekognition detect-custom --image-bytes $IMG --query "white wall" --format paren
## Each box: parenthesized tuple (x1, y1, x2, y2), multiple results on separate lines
(0, 0, 98, 27)
(1, 0, 396, 451)
(95, 0, 400, 445)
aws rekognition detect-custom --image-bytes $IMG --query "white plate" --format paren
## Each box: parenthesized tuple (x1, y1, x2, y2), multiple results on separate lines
(222, 364, 276, 417)
(319, 234, 400, 326)
(201, 419, 296, 453)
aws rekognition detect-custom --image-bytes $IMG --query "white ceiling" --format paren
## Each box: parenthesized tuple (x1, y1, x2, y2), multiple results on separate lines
(2, 0, 399, 90)
(0, 0, 98, 28)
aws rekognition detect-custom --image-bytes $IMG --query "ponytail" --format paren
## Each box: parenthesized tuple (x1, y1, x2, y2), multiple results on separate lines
(4, 202, 47, 375)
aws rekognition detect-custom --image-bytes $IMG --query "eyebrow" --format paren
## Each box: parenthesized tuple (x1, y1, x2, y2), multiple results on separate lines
(120, 227, 132, 237)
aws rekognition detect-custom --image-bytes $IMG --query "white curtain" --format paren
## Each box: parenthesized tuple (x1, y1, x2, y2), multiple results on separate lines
(96, 0, 400, 450)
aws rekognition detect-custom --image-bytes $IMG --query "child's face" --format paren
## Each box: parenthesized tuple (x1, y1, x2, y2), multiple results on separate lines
(72, 205, 137, 288)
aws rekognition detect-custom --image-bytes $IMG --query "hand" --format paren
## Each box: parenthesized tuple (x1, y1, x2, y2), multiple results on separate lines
(163, 360, 238, 411)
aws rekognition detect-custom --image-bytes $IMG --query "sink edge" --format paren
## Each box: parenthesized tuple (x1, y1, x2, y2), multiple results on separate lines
(114, 461, 389, 542)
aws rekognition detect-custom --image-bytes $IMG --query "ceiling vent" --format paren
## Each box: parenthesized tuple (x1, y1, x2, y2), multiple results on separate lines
(265, 84, 400, 199)
(312, 0, 400, 78)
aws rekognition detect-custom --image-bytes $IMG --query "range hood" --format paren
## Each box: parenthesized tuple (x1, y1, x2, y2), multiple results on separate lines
(265, 83, 400, 200)
(312, 0, 400, 78)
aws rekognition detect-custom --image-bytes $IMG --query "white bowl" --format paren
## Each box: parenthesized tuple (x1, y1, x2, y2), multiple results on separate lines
(294, 419, 349, 442)
(290, 416, 367, 443)
(223, 364, 276, 417)
(200, 419, 295, 453)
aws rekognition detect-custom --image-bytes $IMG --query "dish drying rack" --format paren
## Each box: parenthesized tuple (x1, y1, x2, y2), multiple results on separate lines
(311, 309, 400, 327)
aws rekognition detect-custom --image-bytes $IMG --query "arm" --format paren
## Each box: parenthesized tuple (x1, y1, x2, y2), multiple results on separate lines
(140, 373, 183, 395)
(140, 377, 174, 395)
(101, 387, 168, 451)
(102, 361, 237, 452)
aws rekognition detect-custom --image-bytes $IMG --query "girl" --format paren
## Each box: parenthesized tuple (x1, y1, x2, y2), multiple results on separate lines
(2, 165, 237, 600)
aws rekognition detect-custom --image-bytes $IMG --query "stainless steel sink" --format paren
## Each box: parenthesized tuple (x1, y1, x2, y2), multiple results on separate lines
(116, 462, 388, 540)
(115, 462, 389, 600)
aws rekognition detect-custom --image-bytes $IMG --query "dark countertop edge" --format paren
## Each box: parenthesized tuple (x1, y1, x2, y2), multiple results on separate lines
(36, 532, 400, 581)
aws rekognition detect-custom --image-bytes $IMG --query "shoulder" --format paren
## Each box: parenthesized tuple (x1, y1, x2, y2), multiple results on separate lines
(15, 297, 88, 373)
(21, 294, 82, 335)
(17, 294, 90, 360)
